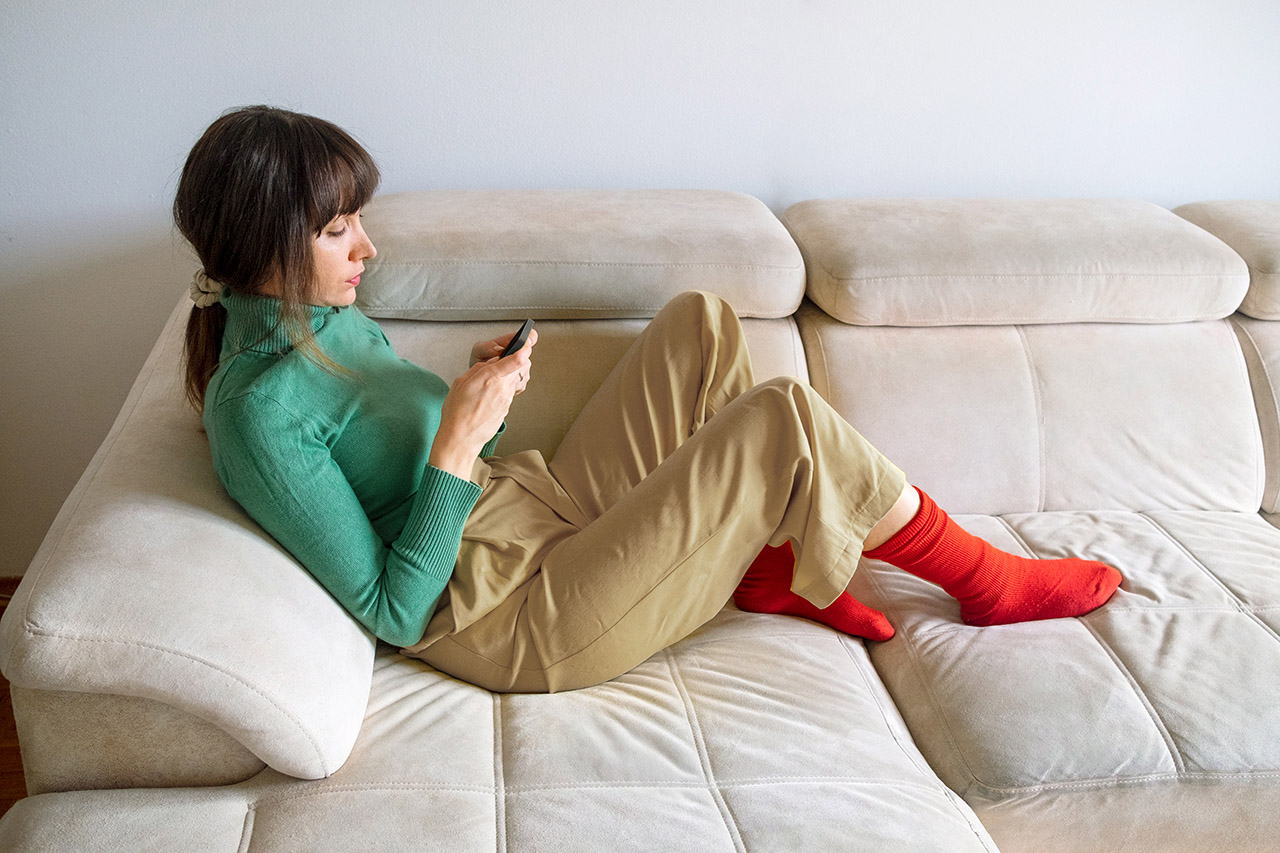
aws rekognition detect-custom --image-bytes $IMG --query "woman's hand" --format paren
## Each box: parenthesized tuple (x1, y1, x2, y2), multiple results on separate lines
(469, 327, 539, 367)
(431, 330, 537, 480)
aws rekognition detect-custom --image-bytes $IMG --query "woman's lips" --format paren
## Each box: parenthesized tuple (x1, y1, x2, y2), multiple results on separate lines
(348, 275, 361, 286)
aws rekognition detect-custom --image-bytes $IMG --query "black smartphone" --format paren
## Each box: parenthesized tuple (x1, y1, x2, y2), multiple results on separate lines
(499, 319, 534, 358)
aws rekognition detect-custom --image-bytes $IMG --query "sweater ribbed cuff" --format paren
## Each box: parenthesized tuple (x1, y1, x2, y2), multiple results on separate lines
(395, 465, 482, 573)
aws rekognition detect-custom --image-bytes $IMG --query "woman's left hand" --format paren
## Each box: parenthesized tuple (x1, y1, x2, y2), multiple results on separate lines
(470, 328, 538, 394)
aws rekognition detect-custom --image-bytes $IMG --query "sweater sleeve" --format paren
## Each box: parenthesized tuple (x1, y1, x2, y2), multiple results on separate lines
(210, 392, 480, 647)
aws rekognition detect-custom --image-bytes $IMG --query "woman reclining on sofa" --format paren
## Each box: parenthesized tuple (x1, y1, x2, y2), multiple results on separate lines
(173, 105, 1122, 693)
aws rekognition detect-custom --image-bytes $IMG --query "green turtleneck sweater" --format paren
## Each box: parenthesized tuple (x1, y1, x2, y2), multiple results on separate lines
(204, 291, 500, 647)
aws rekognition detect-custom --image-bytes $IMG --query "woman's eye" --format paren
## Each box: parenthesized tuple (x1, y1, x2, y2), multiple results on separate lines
(326, 227, 347, 238)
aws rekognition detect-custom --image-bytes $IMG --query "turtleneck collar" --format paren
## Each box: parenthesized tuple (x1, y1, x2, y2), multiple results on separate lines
(220, 290, 337, 355)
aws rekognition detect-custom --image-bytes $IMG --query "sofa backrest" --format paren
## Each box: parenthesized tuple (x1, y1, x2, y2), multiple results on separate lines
(784, 198, 1261, 516)
(359, 190, 811, 459)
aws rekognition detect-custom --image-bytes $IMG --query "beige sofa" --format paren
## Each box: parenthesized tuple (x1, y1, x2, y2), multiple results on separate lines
(1, 191, 1277, 852)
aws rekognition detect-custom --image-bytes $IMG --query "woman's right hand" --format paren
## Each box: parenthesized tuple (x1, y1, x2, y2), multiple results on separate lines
(429, 344, 534, 480)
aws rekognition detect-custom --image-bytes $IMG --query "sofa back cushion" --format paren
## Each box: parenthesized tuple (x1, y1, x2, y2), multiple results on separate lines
(358, 189, 805, 320)
(1175, 201, 1280, 320)
(785, 198, 1249, 326)
(787, 198, 1263, 514)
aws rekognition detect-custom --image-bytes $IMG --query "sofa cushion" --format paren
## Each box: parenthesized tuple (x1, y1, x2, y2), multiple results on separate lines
(797, 303, 1264, 515)
(357, 190, 806, 321)
(1175, 201, 1280, 320)
(849, 509, 1280, 852)
(784, 198, 1250, 326)
(0, 612, 1000, 852)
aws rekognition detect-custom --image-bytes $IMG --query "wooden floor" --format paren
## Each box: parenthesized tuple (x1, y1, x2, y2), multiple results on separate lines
(0, 578, 28, 818)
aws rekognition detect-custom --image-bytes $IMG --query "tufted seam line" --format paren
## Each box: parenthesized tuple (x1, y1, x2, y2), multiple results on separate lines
(968, 768, 1280, 798)
(1230, 317, 1279, 511)
(1014, 326, 1048, 512)
(991, 517, 1038, 558)
(827, 271, 1246, 283)
(859, 565, 989, 796)
(839, 636, 999, 851)
(1079, 619, 1186, 774)
(367, 259, 804, 270)
(1136, 513, 1280, 646)
(236, 804, 254, 853)
(506, 777, 956, 794)
(492, 693, 508, 853)
(838, 636, 935, 781)
(664, 649, 746, 852)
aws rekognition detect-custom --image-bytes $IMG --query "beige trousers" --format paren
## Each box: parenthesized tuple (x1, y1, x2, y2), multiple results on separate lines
(402, 291, 905, 692)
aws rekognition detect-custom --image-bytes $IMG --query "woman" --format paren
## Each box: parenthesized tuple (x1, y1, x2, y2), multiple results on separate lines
(177, 106, 1121, 693)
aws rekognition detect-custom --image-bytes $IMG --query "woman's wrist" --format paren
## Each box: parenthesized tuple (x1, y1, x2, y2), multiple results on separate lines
(429, 429, 483, 481)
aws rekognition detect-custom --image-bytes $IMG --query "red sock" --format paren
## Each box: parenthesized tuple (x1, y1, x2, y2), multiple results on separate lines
(863, 487, 1122, 626)
(734, 542, 895, 641)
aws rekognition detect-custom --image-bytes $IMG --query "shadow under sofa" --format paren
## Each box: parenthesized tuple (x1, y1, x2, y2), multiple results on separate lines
(1, 191, 1278, 852)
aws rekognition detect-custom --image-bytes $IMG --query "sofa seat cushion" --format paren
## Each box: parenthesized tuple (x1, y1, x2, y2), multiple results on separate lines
(848, 509, 1280, 853)
(0, 610, 998, 852)
(784, 198, 1249, 327)
(357, 190, 806, 321)
(1175, 201, 1280, 320)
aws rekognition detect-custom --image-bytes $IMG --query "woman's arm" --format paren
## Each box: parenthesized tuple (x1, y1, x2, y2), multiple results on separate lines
(211, 393, 479, 647)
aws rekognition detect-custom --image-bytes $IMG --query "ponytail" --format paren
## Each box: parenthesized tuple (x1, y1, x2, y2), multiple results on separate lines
(183, 302, 227, 411)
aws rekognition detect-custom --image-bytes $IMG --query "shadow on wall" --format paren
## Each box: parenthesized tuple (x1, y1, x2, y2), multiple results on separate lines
(0, 229, 194, 577)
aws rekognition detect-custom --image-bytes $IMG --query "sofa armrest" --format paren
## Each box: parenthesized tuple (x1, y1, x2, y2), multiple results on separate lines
(0, 299, 375, 783)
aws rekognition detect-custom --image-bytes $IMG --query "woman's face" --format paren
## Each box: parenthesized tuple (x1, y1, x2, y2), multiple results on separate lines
(311, 211, 377, 307)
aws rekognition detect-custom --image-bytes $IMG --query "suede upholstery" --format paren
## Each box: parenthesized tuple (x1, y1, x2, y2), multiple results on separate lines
(1, 190, 1277, 852)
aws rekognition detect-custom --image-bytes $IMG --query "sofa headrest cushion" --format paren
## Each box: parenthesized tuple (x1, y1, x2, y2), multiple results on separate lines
(783, 198, 1250, 326)
(1174, 201, 1280, 320)
(357, 190, 805, 320)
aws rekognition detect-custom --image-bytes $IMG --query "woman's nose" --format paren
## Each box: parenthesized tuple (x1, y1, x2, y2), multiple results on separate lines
(354, 221, 376, 260)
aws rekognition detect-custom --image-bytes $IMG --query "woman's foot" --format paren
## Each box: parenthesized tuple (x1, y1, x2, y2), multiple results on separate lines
(863, 487, 1122, 626)
(734, 542, 896, 640)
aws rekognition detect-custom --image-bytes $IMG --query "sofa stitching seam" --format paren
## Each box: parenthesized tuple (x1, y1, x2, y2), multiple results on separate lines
(1079, 619, 1187, 774)
(838, 636, 933, 782)
(236, 802, 255, 853)
(367, 259, 804, 270)
(827, 271, 1247, 282)
(1137, 513, 1280, 646)
(1014, 326, 1047, 512)
(861, 566, 991, 796)
(838, 637, 996, 849)
(663, 649, 746, 852)
(969, 768, 1280, 797)
(492, 693, 508, 853)
(1229, 317, 1279, 511)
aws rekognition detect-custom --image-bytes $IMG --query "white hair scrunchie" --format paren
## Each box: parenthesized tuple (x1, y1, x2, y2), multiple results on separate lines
(189, 270, 224, 308)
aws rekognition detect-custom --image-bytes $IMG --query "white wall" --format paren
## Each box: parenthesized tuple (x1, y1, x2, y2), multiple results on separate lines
(2, 0, 1278, 575)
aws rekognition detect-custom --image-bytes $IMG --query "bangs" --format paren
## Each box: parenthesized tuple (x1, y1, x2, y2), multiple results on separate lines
(302, 123, 381, 233)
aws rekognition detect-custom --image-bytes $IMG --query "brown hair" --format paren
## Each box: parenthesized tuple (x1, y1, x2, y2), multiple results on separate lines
(174, 106, 380, 410)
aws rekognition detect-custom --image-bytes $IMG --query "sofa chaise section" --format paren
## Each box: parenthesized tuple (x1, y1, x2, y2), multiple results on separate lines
(785, 197, 1280, 852)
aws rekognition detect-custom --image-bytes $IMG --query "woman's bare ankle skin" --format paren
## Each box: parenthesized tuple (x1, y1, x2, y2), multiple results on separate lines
(864, 484, 921, 551)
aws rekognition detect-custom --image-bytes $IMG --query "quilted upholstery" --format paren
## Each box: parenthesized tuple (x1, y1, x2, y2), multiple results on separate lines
(0, 613, 999, 852)
(3, 191, 1278, 852)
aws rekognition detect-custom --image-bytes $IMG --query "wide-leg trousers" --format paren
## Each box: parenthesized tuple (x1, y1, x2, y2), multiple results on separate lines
(402, 291, 905, 692)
